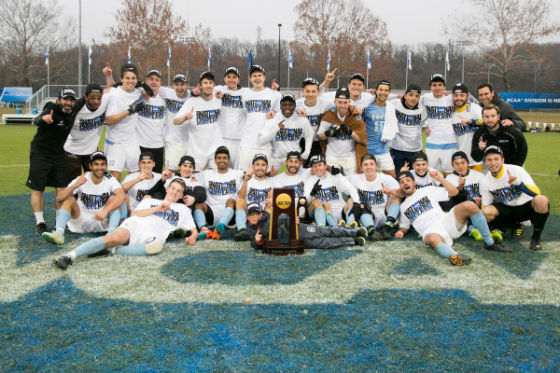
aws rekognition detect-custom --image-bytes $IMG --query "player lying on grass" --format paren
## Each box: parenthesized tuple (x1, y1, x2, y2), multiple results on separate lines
(53, 178, 197, 270)
(394, 170, 510, 266)
(42, 151, 125, 245)
(480, 146, 550, 251)
(244, 202, 369, 250)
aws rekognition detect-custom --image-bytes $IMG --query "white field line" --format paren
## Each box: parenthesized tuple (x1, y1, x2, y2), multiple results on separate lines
(0, 164, 29, 168)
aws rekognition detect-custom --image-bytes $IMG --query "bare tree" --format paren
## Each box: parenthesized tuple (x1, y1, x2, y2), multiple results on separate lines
(444, 0, 560, 91)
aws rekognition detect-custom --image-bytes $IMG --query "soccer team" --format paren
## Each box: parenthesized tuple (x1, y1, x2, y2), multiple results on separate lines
(25, 62, 550, 270)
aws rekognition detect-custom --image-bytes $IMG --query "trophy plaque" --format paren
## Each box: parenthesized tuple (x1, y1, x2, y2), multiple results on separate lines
(263, 188, 304, 255)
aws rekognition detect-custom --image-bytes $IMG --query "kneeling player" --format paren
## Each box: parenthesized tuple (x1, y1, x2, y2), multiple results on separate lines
(42, 152, 125, 245)
(394, 170, 507, 265)
(53, 178, 197, 270)
(480, 146, 549, 251)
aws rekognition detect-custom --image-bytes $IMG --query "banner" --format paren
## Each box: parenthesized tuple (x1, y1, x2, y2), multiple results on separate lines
(0, 87, 32, 103)
(499, 92, 560, 109)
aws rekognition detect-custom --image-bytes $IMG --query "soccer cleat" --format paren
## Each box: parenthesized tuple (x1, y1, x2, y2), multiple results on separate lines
(35, 222, 47, 235)
(484, 241, 512, 253)
(380, 224, 393, 240)
(348, 221, 359, 229)
(197, 227, 211, 241)
(53, 255, 72, 270)
(368, 227, 383, 242)
(354, 236, 366, 246)
(338, 220, 347, 228)
(512, 225, 524, 240)
(42, 231, 64, 245)
(233, 228, 249, 242)
(356, 226, 368, 238)
(490, 229, 503, 243)
(173, 227, 186, 238)
(530, 238, 542, 251)
(449, 254, 472, 266)
(210, 229, 221, 240)
(214, 222, 226, 235)
(469, 228, 483, 241)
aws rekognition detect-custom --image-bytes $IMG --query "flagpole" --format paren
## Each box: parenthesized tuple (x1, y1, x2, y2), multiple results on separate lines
(366, 53, 369, 89)
(405, 51, 409, 88)
(287, 62, 290, 90)
(167, 43, 171, 86)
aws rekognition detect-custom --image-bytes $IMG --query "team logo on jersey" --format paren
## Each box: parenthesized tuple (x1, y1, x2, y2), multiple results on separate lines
(196, 109, 220, 125)
(395, 111, 422, 126)
(135, 189, 151, 202)
(489, 185, 522, 204)
(336, 132, 353, 141)
(151, 205, 180, 227)
(453, 122, 477, 136)
(283, 182, 305, 198)
(80, 192, 111, 210)
(464, 183, 481, 201)
(358, 189, 385, 206)
(275, 128, 303, 142)
(248, 187, 272, 203)
(426, 106, 453, 120)
(314, 186, 340, 202)
(164, 98, 184, 113)
(222, 94, 243, 108)
(307, 114, 322, 128)
(139, 104, 166, 119)
(245, 99, 271, 113)
(404, 196, 433, 223)
(208, 180, 237, 196)
(79, 114, 105, 131)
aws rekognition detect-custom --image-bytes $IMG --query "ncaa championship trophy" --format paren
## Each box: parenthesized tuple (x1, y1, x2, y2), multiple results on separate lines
(263, 188, 304, 255)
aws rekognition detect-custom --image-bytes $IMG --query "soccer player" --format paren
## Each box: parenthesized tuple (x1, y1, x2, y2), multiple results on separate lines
(388, 84, 423, 173)
(304, 155, 361, 227)
(394, 170, 506, 265)
(321, 71, 375, 110)
(121, 152, 161, 213)
(237, 65, 281, 170)
(27, 88, 77, 234)
(420, 74, 456, 175)
(362, 80, 398, 177)
(42, 151, 125, 245)
(52, 178, 197, 270)
(174, 71, 223, 170)
(63, 83, 107, 181)
(271, 151, 311, 199)
(317, 88, 367, 175)
(471, 104, 527, 167)
(477, 83, 526, 131)
(480, 146, 549, 251)
(451, 83, 483, 171)
(347, 154, 401, 241)
(259, 93, 314, 169)
(405, 151, 441, 189)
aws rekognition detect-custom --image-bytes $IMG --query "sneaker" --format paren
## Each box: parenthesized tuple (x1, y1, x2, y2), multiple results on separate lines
(380, 224, 393, 240)
(485, 241, 512, 253)
(348, 221, 359, 229)
(214, 222, 226, 235)
(210, 229, 221, 240)
(35, 222, 47, 235)
(197, 227, 211, 241)
(173, 227, 186, 238)
(512, 225, 524, 240)
(449, 254, 472, 266)
(42, 231, 64, 245)
(233, 228, 249, 242)
(53, 255, 72, 270)
(338, 220, 347, 228)
(354, 236, 366, 246)
(490, 229, 503, 243)
(356, 226, 368, 238)
(469, 228, 483, 241)
(368, 228, 383, 242)
(530, 238, 542, 251)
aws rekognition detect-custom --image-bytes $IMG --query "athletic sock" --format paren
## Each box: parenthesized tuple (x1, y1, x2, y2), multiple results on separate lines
(235, 209, 247, 231)
(470, 211, 494, 246)
(55, 209, 71, 236)
(193, 209, 207, 229)
(69, 237, 106, 259)
(56, 209, 60, 219)
(435, 242, 457, 258)
(531, 210, 549, 240)
(108, 210, 121, 234)
(220, 207, 234, 226)
(314, 207, 326, 227)
(345, 211, 356, 225)
(326, 211, 337, 227)
(467, 224, 474, 233)
(387, 203, 400, 225)
(114, 242, 147, 256)
(359, 213, 375, 228)
(119, 202, 128, 220)
(34, 211, 45, 225)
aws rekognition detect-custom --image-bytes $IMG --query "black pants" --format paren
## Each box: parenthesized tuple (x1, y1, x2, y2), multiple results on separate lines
(64, 151, 92, 182)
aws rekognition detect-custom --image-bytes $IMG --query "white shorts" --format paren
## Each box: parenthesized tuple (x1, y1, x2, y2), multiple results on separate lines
(422, 207, 467, 246)
(223, 138, 240, 168)
(119, 216, 168, 245)
(105, 139, 140, 173)
(66, 210, 109, 233)
(374, 152, 395, 171)
(425, 147, 456, 174)
(237, 146, 272, 171)
(325, 155, 356, 175)
(165, 141, 187, 171)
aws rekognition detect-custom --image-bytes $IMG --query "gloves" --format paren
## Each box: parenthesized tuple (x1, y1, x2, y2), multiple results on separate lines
(330, 165, 344, 176)
(128, 98, 144, 115)
(348, 202, 362, 221)
(140, 82, 155, 97)
(325, 124, 340, 137)
(310, 179, 322, 197)
(340, 124, 353, 136)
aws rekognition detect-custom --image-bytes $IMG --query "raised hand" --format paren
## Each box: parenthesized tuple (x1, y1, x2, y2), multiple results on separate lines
(459, 115, 471, 125)
(183, 107, 195, 122)
(429, 169, 444, 183)
(507, 170, 519, 185)
(400, 161, 409, 172)
(215, 91, 224, 99)
(159, 201, 171, 212)
(277, 120, 285, 130)
(501, 119, 514, 127)
(324, 68, 337, 84)
(102, 63, 112, 77)
(298, 108, 307, 117)
(457, 176, 466, 189)
(75, 174, 88, 187)
(271, 79, 279, 91)
(42, 110, 54, 124)
(478, 135, 487, 151)
(266, 110, 276, 119)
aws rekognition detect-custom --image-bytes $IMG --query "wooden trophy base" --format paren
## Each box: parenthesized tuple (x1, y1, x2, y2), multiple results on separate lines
(263, 239, 304, 256)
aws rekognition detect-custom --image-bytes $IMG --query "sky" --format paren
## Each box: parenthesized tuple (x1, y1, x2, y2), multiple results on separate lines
(60, 0, 560, 47)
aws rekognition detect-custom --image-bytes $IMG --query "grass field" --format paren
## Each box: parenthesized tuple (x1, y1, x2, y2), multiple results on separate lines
(0, 123, 559, 372)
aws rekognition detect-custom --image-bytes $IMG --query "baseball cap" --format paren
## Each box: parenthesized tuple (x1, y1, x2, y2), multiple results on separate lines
(412, 151, 428, 164)
(452, 82, 469, 94)
(225, 67, 240, 77)
(199, 71, 214, 82)
(252, 153, 268, 164)
(147, 69, 162, 78)
(350, 73, 365, 83)
(335, 87, 350, 99)
(173, 74, 187, 82)
(286, 151, 302, 161)
(179, 155, 196, 167)
(405, 84, 422, 95)
(85, 83, 102, 95)
(247, 202, 262, 215)
(451, 151, 469, 162)
(89, 151, 107, 163)
(483, 145, 504, 157)
(139, 151, 155, 162)
(58, 88, 77, 100)
(120, 63, 138, 76)
(376, 79, 391, 89)
(249, 64, 265, 75)
(280, 93, 296, 103)
(309, 154, 326, 165)
(398, 171, 415, 181)
(302, 77, 319, 88)
(430, 73, 445, 84)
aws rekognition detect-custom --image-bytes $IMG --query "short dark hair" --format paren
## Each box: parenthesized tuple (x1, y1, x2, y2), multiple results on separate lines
(360, 154, 377, 164)
(482, 104, 500, 116)
(477, 83, 494, 93)
(214, 146, 230, 159)
(120, 63, 138, 78)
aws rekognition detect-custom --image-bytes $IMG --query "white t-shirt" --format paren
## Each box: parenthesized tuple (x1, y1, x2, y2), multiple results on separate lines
(420, 93, 455, 146)
(64, 97, 109, 155)
(445, 170, 484, 202)
(271, 169, 311, 199)
(198, 169, 245, 211)
(174, 96, 224, 158)
(399, 186, 450, 236)
(260, 112, 314, 159)
(318, 114, 355, 159)
(105, 86, 142, 143)
(480, 164, 535, 207)
(347, 173, 399, 216)
(122, 172, 161, 210)
(163, 175, 203, 195)
(452, 103, 483, 165)
(68, 172, 122, 213)
(304, 172, 360, 214)
(243, 177, 272, 210)
(322, 91, 375, 109)
(296, 96, 332, 141)
(389, 98, 423, 152)
(159, 86, 189, 145)
(136, 95, 166, 148)
(240, 88, 281, 148)
(411, 168, 442, 189)
(215, 85, 247, 140)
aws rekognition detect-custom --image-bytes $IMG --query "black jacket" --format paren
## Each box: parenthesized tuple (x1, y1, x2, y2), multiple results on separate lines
(489, 92, 526, 132)
(471, 122, 527, 166)
(30, 102, 75, 158)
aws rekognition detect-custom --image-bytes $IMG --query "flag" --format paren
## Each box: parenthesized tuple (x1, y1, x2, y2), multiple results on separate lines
(445, 50, 450, 71)
(88, 45, 92, 65)
(367, 51, 371, 70)
(45, 47, 49, 65)
(207, 47, 211, 70)
(288, 49, 293, 68)
(128, 46, 131, 63)
(167, 45, 171, 67)
(248, 50, 253, 69)
(407, 51, 412, 70)
(327, 50, 331, 71)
